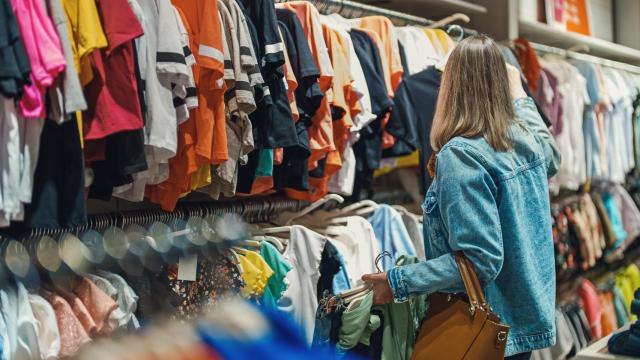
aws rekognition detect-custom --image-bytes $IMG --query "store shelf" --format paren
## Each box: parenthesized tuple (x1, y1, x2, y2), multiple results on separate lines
(575, 325, 636, 360)
(519, 20, 640, 65)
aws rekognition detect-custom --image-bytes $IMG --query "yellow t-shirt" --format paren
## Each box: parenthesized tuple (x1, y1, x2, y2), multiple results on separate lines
(238, 250, 274, 298)
(63, 0, 108, 147)
(62, 0, 108, 86)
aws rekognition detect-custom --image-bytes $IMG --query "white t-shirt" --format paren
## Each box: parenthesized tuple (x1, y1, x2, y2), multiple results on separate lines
(28, 293, 61, 360)
(0, 283, 42, 360)
(542, 58, 588, 192)
(278, 225, 327, 345)
(325, 216, 381, 287)
(395, 27, 439, 75)
(114, 0, 190, 202)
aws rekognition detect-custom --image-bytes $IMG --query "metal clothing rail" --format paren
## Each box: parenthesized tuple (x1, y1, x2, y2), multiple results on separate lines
(275, 0, 478, 37)
(0, 196, 309, 240)
(530, 42, 640, 75)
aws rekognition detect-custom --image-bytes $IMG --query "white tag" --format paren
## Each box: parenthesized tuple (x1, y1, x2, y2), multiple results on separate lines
(177, 254, 198, 281)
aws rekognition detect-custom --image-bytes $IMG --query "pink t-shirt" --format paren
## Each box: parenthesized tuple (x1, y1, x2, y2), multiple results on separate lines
(10, 0, 66, 119)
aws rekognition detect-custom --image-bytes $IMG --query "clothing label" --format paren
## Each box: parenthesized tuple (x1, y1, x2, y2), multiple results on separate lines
(178, 254, 198, 281)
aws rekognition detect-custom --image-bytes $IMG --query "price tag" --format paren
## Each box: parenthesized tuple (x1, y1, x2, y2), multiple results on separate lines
(177, 254, 198, 281)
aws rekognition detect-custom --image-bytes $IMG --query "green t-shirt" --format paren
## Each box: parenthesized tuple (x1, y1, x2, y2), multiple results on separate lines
(260, 241, 292, 307)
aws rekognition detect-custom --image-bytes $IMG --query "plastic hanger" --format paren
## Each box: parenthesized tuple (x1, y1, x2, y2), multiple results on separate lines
(427, 13, 470, 29)
(274, 194, 344, 225)
(252, 235, 285, 252)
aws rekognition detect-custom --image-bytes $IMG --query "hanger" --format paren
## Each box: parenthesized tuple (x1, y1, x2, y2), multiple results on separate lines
(427, 13, 470, 29)
(274, 194, 344, 225)
(252, 235, 286, 252)
(567, 44, 590, 53)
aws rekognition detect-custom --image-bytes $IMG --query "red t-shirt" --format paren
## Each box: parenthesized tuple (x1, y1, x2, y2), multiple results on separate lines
(82, 0, 144, 142)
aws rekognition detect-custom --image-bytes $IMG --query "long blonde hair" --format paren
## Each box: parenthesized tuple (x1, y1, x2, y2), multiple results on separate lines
(430, 35, 515, 153)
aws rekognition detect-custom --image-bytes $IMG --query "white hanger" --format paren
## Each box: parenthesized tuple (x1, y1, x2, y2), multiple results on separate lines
(427, 13, 470, 29)
(274, 194, 345, 225)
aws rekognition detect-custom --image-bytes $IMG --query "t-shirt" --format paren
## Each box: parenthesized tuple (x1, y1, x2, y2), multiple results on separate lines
(368, 205, 417, 271)
(348, 28, 393, 199)
(113, 0, 194, 203)
(172, 0, 227, 166)
(277, 1, 335, 168)
(261, 241, 293, 308)
(204, 0, 257, 199)
(47, 0, 87, 121)
(388, 66, 441, 193)
(357, 16, 403, 93)
(28, 294, 61, 360)
(147, 0, 226, 210)
(278, 225, 328, 345)
(62, 0, 107, 86)
(95, 270, 141, 330)
(325, 216, 381, 287)
(82, 0, 145, 142)
(269, 9, 320, 192)
(286, 22, 356, 201)
(395, 27, 438, 76)
(40, 289, 91, 358)
(0, 0, 31, 99)
(0, 283, 42, 360)
(11, 0, 66, 119)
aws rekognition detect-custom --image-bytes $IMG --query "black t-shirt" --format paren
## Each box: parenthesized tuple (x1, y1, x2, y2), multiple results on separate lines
(276, 9, 323, 126)
(317, 241, 341, 300)
(239, 0, 285, 76)
(88, 128, 148, 200)
(387, 66, 441, 193)
(271, 11, 324, 191)
(348, 29, 393, 200)
(0, 0, 30, 98)
(349, 29, 393, 117)
(25, 118, 87, 228)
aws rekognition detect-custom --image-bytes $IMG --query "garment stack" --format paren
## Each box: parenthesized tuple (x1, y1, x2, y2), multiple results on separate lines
(512, 38, 640, 193)
(0, 272, 140, 359)
(0, 200, 424, 358)
(532, 263, 640, 360)
(0, 0, 459, 229)
(551, 180, 640, 279)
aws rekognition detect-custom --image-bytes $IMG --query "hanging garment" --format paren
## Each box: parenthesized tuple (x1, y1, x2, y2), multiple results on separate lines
(368, 205, 416, 271)
(278, 225, 328, 345)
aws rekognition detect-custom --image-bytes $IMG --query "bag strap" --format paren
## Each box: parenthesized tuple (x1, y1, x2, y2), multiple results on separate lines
(454, 252, 489, 315)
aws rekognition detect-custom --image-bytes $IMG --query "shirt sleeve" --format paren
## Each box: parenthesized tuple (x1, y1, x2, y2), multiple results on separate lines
(385, 80, 418, 156)
(196, 0, 224, 78)
(96, 0, 143, 55)
(387, 144, 503, 302)
(514, 97, 561, 177)
(156, 0, 189, 86)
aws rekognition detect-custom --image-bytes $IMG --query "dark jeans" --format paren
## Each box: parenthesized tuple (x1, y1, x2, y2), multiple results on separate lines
(505, 351, 532, 360)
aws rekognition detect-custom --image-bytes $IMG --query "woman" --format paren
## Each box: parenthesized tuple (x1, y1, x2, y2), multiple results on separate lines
(363, 35, 561, 359)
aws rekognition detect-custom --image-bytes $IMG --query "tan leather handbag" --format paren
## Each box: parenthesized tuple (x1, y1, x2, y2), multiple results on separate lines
(411, 252, 510, 360)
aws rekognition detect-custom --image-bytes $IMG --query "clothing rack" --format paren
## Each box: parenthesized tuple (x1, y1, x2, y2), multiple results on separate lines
(2, 196, 309, 240)
(275, 0, 478, 36)
(530, 42, 640, 75)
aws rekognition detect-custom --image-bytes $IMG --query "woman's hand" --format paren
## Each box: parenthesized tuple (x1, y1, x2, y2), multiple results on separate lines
(506, 63, 527, 101)
(362, 272, 394, 305)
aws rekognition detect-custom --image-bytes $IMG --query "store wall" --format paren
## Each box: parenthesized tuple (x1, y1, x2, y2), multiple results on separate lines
(616, 0, 640, 49)
(589, 0, 614, 41)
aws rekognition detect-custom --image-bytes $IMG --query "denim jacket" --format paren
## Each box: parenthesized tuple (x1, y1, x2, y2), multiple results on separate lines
(387, 98, 561, 356)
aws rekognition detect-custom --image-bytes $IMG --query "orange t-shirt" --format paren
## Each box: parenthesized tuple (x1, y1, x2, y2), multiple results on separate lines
(147, 2, 225, 210)
(358, 16, 403, 94)
(173, 0, 227, 166)
(277, 1, 335, 169)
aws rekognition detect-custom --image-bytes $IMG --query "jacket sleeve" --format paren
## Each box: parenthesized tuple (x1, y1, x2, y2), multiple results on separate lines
(515, 97, 561, 178)
(387, 144, 503, 302)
